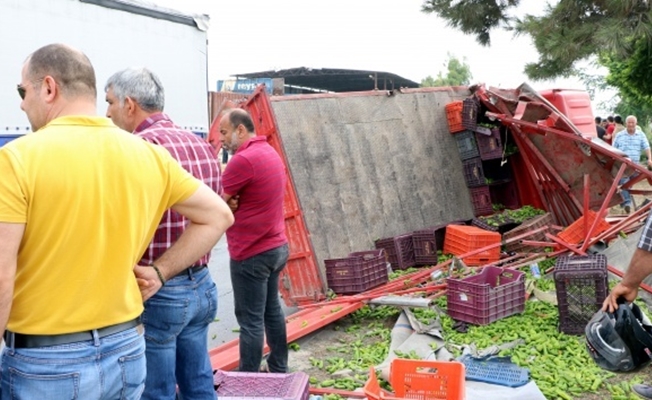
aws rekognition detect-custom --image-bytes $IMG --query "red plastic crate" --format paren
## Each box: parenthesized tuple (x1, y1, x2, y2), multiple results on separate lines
(468, 186, 493, 216)
(412, 221, 466, 266)
(445, 101, 464, 134)
(391, 359, 465, 400)
(446, 266, 525, 325)
(557, 210, 610, 244)
(375, 234, 416, 270)
(503, 213, 552, 253)
(213, 370, 309, 400)
(475, 127, 502, 160)
(462, 157, 485, 187)
(325, 249, 388, 295)
(443, 225, 501, 266)
(554, 254, 608, 335)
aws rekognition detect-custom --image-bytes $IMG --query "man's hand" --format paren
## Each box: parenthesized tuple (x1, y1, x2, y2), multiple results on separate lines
(602, 282, 638, 313)
(647, 159, 652, 170)
(134, 265, 163, 302)
(227, 195, 239, 212)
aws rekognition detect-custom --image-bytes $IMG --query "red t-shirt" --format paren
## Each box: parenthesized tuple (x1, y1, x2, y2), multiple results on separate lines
(222, 136, 287, 260)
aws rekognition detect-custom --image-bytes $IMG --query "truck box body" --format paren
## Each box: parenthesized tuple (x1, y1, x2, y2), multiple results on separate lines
(0, 0, 209, 139)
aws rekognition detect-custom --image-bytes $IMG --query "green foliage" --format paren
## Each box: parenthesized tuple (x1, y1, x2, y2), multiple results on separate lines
(420, 0, 652, 104)
(420, 53, 473, 87)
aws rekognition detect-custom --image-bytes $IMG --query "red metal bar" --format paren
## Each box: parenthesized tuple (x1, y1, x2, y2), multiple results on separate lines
(209, 301, 364, 371)
(583, 174, 590, 240)
(520, 240, 555, 248)
(581, 163, 626, 252)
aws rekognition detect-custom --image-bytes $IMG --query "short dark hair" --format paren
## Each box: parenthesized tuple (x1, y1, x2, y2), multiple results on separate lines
(607, 115, 614, 122)
(595, 116, 602, 124)
(615, 115, 623, 124)
(27, 43, 96, 99)
(228, 109, 255, 133)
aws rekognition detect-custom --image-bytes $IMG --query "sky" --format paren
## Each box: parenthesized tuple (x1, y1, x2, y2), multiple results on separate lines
(150, 0, 615, 115)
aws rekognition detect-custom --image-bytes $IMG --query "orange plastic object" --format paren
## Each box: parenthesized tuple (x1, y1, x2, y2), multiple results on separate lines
(443, 225, 501, 266)
(445, 101, 464, 134)
(538, 89, 596, 138)
(390, 359, 465, 400)
(557, 210, 610, 245)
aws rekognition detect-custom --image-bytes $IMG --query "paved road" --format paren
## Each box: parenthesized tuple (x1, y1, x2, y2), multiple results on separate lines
(206, 235, 297, 351)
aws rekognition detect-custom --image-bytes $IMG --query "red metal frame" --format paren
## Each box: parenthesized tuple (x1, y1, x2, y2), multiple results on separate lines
(243, 87, 326, 306)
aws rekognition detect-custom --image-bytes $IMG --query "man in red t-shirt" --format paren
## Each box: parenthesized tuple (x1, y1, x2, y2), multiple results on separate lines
(219, 108, 289, 373)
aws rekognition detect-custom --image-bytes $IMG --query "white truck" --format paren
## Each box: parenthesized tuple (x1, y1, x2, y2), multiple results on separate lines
(0, 0, 210, 145)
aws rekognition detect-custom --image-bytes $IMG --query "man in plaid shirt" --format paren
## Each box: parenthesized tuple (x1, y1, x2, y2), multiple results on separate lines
(604, 213, 652, 398)
(105, 68, 222, 400)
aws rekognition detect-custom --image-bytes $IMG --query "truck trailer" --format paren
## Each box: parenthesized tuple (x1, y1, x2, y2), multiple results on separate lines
(0, 0, 210, 144)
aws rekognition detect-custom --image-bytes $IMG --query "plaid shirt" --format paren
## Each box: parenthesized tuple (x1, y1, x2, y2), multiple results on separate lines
(613, 130, 650, 164)
(639, 213, 652, 252)
(135, 113, 222, 266)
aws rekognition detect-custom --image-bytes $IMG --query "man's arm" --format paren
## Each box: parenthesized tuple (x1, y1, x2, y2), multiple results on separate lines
(603, 248, 652, 312)
(0, 222, 25, 334)
(134, 184, 233, 301)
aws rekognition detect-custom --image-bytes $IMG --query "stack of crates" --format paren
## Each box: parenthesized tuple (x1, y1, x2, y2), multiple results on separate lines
(447, 98, 518, 216)
(554, 254, 608, 335)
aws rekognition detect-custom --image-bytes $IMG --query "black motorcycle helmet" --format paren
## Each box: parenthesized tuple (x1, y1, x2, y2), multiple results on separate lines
(585, 302, 652, 372)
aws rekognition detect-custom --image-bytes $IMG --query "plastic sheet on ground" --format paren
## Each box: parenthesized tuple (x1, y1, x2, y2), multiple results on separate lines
(376, 308, 547, 400)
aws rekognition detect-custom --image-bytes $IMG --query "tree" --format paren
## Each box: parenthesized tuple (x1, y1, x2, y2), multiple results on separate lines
(420, 1, 652, 84)
(421, 54, 473, 87)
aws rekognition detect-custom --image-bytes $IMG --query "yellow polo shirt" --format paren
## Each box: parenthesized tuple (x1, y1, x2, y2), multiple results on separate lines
(0, 116, 200, 334)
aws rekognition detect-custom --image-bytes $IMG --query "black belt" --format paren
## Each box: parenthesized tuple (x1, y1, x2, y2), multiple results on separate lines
(174, 264, 207, 278)
(3, 318, 140, 349)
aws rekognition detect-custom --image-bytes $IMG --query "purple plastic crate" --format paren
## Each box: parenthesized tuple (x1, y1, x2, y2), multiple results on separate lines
(475, 128, 502, 160)
(490, 180, 520, 210)
(412, 221, 466, 266)
(469, 186, 492, 216)
(325, 249, 388, 295)
(375, 233, 416, 270)
(554, 254, 608, 335)
(446, 266, 525, 325)
(462, 97, 480, 131)
(214, 370, 309, 400)
(463, 157, 485, 188)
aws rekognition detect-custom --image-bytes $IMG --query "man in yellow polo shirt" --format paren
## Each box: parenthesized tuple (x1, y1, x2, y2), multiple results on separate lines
(0, 43, 234, 399)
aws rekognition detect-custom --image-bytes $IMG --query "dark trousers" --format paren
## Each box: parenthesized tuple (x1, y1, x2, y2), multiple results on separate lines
(230, 244, 289, 372)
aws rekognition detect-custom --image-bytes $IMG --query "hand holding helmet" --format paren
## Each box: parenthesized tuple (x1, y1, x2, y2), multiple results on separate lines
(602, 282, 639, 313)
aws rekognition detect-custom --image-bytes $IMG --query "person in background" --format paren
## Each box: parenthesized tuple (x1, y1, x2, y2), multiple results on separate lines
(613, 115, 626, 138)
(612, 115, 652, 214)
(219, 108, 289, 373)
(105, 67, 225, 400)
(603, 213, 652, 399)
(0, 43, 233, 399)
(604, 115, 615, 145)
(595, 116, 606, 140)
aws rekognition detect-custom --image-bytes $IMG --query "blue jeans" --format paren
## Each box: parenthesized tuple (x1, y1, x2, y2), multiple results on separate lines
(141, 266, 217, 400)
(230, 244, 289, 373)
(620, 175, 634, 207)
(1, 325, 145, 399)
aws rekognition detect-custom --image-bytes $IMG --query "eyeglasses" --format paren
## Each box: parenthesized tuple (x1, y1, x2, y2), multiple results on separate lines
(17, 84, 26, 100)
(17, 78, 45, 100)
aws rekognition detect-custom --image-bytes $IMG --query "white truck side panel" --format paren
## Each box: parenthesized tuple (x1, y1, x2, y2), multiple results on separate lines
(0, 0, 208, 134)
